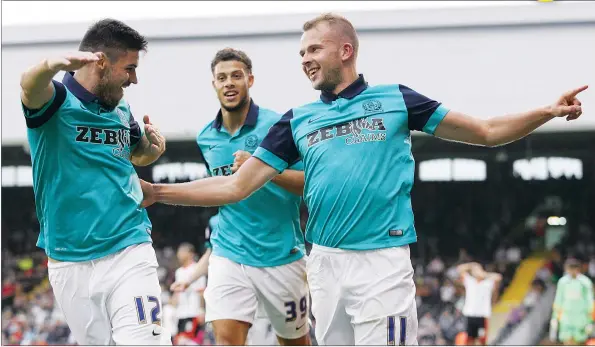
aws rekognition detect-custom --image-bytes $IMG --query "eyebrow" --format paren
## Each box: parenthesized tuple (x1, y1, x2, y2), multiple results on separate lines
(217, 69, 244, 76)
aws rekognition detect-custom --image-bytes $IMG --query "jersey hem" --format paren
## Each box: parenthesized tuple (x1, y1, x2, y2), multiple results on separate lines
(212, 248, 304, 268)
(39, 236, 152, 262)
(311, 236, 417, 251)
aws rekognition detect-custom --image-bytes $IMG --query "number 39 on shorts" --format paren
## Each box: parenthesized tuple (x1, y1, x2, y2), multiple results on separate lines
(284, 296, 308, 322)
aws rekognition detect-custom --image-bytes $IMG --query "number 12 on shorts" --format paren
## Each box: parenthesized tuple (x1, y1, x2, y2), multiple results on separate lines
(387, 316, 406, 346)
(134, 296, 161, 324)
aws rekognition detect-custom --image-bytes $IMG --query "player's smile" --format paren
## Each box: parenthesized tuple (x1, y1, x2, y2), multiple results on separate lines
(308, 67, 320, 81)
(224, 90, 239, 102)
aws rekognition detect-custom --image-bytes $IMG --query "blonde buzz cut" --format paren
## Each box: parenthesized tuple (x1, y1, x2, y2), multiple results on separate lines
(302, 13, 359, 56)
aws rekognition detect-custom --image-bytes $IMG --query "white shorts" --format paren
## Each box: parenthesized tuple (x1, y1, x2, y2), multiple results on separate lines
(307, 244, 418, 345)
(48, 243, 172, 345)
(204, 254, 309, 340)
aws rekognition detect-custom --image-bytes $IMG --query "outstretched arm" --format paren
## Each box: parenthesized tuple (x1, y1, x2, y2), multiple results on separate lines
(142, 156, 279, 207)
(434, 86, 587, 147)
(231, 150, 304, 196)
(270, 170, 304, 196)
(21, 52, 100, 109)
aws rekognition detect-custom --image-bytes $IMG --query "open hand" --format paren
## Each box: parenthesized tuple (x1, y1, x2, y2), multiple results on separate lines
(47, 52, 103, 72)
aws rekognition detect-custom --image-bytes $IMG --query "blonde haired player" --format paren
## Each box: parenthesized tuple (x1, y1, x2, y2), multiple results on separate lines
(140, 13, 586, 345)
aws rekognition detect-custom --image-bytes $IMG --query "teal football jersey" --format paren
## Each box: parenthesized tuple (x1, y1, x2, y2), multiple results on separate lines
(197, 100, 305, 267)
(23, 72, 152, 262)
(254, 75, 449, 250)
(204, 214, 218, 250)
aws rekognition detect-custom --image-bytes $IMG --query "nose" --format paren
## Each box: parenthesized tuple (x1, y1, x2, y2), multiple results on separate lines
(302, 53, 312, 69)
(129, 71, 138, 85)
(224, 77, 235, 89)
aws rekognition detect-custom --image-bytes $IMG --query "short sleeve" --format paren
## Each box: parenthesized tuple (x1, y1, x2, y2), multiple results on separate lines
(399, 84, 449, 135)
(253, 109, 300, 173)
(289, 160, 304, 171)
(22, 80, 67, 129)
(127, 105, 144, 149)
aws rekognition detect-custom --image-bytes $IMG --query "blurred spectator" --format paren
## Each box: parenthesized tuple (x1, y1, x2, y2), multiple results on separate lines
(440, 279, 457, 304)
(418, 312, 445, 345)
(427, 256, 445, 275)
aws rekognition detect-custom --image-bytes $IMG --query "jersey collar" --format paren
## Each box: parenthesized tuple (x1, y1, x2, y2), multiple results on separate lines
(62, 72, 99, 103)
(212, 98, 259, 131)
(320, 74, 368, 104)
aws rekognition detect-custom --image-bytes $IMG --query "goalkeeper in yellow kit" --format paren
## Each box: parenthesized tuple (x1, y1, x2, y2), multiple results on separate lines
(550, 258, 594, 345)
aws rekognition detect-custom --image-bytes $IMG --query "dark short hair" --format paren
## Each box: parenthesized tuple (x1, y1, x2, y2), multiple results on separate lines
(79, 18, 148, 61)
(211, 48, 253, 74)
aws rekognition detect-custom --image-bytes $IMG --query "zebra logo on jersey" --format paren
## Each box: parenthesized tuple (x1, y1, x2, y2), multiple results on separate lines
(116, 108, 130, 127)
(112, 129, 131, 158)
(306, 117, 387, 147)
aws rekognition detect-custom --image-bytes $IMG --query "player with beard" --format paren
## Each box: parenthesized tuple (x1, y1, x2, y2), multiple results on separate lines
(172, 48, 310, 346)
(19, 18, 169, 345)
(139, 13, 586, 345)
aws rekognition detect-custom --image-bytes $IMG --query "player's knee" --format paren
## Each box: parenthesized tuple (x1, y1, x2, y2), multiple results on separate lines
(212, 320, 250, 346)
(215, 332, 246, 346)
(277, 333, 311, 346)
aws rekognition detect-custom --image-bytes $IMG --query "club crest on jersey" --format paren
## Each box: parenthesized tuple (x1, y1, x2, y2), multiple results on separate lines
(244, 135, 259, 151)
(362, 99, 383, 114)
(307, 117, 387, 147)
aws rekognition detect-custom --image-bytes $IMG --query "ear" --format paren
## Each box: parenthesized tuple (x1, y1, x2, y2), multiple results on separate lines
(96, 52, 109, 70)
(341, 43, 355, 62)
(247, 73, 255, 89)
(212, 78, 216, 90)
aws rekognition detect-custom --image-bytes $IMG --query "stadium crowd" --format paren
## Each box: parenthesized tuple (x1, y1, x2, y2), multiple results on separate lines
(2, 172, 593, 345)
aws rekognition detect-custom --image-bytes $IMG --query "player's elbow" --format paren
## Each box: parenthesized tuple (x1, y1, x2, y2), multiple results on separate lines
(478, 122, 497, 147)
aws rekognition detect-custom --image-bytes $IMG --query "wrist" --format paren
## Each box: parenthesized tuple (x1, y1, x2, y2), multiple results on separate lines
(542, 105, 556, 119)
(43, 58, 62, 74)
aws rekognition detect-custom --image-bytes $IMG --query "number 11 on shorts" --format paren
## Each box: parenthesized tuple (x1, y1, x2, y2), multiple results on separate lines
(387, 316, 406, 346)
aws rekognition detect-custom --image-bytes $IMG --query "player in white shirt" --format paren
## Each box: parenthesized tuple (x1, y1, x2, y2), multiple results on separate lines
(171, 215, 282, 345)
(173, 243, 207, 343)
(457, 262, 502, 345)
